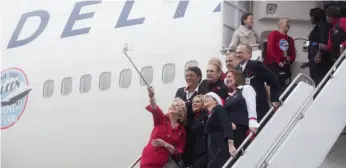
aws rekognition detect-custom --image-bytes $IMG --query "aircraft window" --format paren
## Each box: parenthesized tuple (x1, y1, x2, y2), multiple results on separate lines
(80, 74, 92, 93)
(119, 69, 132, 88)
(99, 72, 112, 91)
(61, 77, 73, 95)
(140, 66, 153, 86)
(185, 60, 199, 70)
(162, 63, 175, 84)
(43, 80, 54, 98)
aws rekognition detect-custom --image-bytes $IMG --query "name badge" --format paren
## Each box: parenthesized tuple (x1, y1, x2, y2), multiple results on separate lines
(246, 77, 251, 85)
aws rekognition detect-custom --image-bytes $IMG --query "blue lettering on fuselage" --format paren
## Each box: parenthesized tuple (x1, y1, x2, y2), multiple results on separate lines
(6, 1, 221, 49)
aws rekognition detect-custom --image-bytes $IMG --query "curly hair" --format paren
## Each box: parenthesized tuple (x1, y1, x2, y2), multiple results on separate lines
(171, 97, 187, 125)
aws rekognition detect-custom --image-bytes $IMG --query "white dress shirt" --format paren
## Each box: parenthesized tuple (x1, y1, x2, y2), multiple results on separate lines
(240, 61, 248, 72)
(229, 85, 259, 128)
(184, 85, 199, 100)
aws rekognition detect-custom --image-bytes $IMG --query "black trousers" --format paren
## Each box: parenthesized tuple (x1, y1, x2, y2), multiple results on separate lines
(227, 125, 249, 167)
(266, 63, 292, 93)
(309, 60, 331, 86)
(191, 152, 209, 168)
(233, 125, 248, 149)
(207, 132, 230, 168)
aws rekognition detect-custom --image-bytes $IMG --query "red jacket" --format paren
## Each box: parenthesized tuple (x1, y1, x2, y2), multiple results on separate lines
(264, 30, 296, 65)
(140, 106, 186, 168)
(326, 17, 346, 51)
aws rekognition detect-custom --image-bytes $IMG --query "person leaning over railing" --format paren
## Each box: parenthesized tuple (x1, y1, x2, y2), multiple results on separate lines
(139, 86, 187, 168)
(203, 92, 237, 168)
(236, 44, 281, 123)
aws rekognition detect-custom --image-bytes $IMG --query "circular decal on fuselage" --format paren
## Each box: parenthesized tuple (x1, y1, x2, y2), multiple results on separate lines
(1, 68, 31, 130)
(279, 39, 289, 51)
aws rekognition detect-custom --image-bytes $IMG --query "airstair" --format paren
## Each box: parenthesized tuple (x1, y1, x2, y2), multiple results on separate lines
(223, 50, 346, 168)
(128, 51, 346, 168)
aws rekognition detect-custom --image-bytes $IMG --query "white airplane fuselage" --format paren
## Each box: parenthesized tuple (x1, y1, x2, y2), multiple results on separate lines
(1, 0, 321, 168)
(2, 1, 222, 168)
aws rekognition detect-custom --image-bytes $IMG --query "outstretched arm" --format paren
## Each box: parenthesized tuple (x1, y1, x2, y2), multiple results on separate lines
(145, 86, 165, 126)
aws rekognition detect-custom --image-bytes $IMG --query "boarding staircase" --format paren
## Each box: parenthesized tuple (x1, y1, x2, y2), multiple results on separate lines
(128, 50, 346, 168)
(223, 50, 346, 168)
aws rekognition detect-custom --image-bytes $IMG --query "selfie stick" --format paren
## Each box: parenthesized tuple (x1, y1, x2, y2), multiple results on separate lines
(122, 44, 149, 86)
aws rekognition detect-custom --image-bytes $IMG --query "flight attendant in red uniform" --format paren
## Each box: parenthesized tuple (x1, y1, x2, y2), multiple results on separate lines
(140, 87, 187, 168)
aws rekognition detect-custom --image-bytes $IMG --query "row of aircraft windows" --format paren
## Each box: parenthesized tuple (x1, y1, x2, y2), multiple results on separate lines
(43, 61, 199, 98)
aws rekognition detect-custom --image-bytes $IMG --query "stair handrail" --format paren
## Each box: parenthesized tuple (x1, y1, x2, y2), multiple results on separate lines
(257, 50, 346, 168)
(128, 156, 141, 168)
(222, 73, 315, 168)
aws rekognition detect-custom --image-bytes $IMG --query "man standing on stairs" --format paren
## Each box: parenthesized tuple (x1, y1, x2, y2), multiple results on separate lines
(264, 18, 296, 92)
(236, 44, 281, 122)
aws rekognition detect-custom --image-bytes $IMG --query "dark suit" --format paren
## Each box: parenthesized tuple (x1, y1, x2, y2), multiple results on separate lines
(240, 60, 280, 121)
(198, 79, 228, 100)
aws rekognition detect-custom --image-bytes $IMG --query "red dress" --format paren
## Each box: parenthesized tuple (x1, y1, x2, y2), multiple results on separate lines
(140, 105, 187, 168)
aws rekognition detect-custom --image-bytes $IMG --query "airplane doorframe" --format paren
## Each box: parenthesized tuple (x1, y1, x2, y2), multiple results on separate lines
(221, 0, 252, 48)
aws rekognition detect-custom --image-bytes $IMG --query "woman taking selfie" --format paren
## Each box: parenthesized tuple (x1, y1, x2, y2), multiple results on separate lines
(140, 87, 187, 168)
(204, 92, 237, 168)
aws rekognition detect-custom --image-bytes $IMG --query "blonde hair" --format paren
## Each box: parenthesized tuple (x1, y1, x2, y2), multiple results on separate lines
(208, 57, 222, 69)
(192, 95, 205, 112)
(172, 97, 187, 125)
(207, 62, 222, 78)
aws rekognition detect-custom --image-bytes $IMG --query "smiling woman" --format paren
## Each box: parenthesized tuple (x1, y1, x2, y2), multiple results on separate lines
(175, 66, 203, 166)
(203, 92, 237, 168)
(139, 86, 187, 168)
